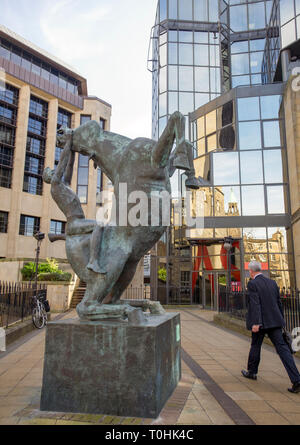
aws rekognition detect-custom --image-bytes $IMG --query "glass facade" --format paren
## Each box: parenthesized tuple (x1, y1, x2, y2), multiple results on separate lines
(151, 1, 297, 305)
(0, 83, 18, 189)
(55, 108, 73, 167)
(23, 95, 48, 195)
(77, 115, 91, 204)
(182, 85, 293, 298)
(0, 37, 80, 95)
(262, 0, 300, 83)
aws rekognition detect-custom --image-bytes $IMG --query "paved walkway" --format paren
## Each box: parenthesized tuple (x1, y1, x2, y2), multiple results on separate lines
(0, 309, 300, 425)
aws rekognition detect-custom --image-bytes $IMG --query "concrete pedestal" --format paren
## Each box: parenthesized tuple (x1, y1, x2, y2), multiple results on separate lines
(40, 313, 181, 418)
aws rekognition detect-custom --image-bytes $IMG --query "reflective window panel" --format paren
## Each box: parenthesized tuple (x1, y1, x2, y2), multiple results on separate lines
(239, 121, 262, 150)
(213, 152, 240, 185)
(242, 185, 265, 215)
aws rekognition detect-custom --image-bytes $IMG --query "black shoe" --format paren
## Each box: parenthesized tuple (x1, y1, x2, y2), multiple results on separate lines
(241, 369, 257, 380)
(288, 382, 300, 394)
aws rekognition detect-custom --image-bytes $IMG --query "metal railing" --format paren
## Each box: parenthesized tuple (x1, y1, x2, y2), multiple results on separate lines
(121, 285, 151, 301)
(0, 281, 47, 328)
(218, 287, 300, 333)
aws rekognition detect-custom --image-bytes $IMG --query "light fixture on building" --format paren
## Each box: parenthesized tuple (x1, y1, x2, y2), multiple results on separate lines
(223, 236, 233, 252)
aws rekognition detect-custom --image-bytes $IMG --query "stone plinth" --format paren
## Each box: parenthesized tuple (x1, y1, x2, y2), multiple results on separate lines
(40, 313, 181, 418)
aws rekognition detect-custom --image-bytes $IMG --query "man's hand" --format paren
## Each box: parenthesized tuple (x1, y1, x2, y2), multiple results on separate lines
(252, 325, 260, 333)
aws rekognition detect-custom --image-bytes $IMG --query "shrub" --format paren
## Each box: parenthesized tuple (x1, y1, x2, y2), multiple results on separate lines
(21, 262, 36, 281)
(21, 259, 71, 282)
(37, 272, 72, 282)
(39, 258, 59, 274)
(158, 267, 167, 282)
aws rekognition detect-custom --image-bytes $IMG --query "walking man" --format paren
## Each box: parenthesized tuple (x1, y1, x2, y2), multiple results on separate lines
(242, 261, 300, 394)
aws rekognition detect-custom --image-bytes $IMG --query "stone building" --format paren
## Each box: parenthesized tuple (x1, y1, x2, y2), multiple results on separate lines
(0, 25, 112, 281)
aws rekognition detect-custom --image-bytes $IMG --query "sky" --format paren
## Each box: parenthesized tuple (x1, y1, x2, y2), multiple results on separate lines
(1, 0, 158, 139)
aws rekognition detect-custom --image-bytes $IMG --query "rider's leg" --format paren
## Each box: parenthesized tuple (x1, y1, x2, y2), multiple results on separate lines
(48, 141, 85, 221)
(63, 149, 75, 186)
(76, 248, 131, 316)
(52, 140, 72, 183)
(87, 223, 106, 274)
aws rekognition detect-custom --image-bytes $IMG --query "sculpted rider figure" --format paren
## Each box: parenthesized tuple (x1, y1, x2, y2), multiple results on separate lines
(44, 111, 200, 319)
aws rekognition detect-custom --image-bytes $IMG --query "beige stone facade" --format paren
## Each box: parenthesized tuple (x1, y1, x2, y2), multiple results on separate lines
(0, 75, 111, 265)
(0, 28, 112, 275)
(280, 75, 300, 287)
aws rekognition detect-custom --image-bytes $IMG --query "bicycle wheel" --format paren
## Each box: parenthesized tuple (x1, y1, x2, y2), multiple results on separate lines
(41, 303, 48, 326)
(32, 305, 45, 329)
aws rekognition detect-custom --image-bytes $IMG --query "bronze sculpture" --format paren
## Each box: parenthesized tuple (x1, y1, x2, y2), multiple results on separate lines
(43, 111, 200, 319)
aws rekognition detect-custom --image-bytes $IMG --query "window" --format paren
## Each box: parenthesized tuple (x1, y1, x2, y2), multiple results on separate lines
(0, 211, 8, 233)
(24, 156, 43, 175)
(242, 186, 265, 216)
(100, 118, 106, 130)
(27, 137, 45, 156)
(0, 124, 15, 146)
(77, 154, 89, 204)
(80, 115, 91, 125)
(0, 146, 13, 168)
(263, 121, 281, 147)
(23, 175, 43, 195)
(50, 220, 66, 235)
(0, 167, 12, 188)
(29, 96, 48, 118)
(28, 117, 46, 137)
(213, 152, 240, 185)
(240, 151, 263, 184)
(0, 104, 16, 125)
(0, 39, 79, 94)
(239, 121, 262, 150)
(55, 146, 63, 167)
(19, 215, 40, 236)
(0, 84, 19, 106)
(57, 108, 72, 128)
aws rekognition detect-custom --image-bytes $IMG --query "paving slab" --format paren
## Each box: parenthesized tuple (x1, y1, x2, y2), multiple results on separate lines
(0, 308, 299, 425)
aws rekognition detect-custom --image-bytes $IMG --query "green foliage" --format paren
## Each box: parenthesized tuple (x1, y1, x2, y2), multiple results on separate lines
(38, 272, 72, 282)
(21, 262, 36, 281)
(21, 258, 71, 282)
(38, 258, 59, 274)
(158, 267, 167, 282)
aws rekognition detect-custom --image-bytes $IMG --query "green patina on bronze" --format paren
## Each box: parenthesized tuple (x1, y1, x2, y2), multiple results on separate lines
(43, 112, 201, 320)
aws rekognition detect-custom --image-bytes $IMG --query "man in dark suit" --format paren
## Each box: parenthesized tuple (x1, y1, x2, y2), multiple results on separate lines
(241, 261, 300, 394)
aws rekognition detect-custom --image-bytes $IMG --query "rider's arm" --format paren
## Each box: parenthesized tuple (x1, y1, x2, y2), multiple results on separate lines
(53, 139, 72, 183)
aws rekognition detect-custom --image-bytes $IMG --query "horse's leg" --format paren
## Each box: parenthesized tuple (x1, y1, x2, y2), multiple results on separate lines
(153, 113, 200, 190)
(107, 259, 140, 304)
(152, 111, 187, 169)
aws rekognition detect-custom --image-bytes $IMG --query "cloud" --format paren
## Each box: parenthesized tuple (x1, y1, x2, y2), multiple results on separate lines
(1, 0, 158, 139)
(39, 0, 110, 61)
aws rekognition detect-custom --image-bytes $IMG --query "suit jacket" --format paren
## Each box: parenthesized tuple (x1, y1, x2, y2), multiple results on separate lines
(246, 275, 285, 331)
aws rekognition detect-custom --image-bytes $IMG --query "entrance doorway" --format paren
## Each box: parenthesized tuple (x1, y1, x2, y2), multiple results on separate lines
(202, 272, 227, 310)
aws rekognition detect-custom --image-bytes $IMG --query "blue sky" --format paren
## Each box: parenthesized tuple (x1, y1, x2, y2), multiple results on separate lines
(1, 0, 158, 138)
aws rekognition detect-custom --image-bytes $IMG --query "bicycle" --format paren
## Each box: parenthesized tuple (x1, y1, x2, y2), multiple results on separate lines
(31, 294, 48, 329)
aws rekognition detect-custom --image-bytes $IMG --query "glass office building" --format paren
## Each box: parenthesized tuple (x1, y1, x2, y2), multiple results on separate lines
(150, 0, 300, 307)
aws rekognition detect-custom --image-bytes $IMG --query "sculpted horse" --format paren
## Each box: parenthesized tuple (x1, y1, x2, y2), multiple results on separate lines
(43, 111, 200, 319)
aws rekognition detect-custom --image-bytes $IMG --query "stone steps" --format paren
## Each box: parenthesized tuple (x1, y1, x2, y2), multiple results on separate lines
(70, 282, 86, 309)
